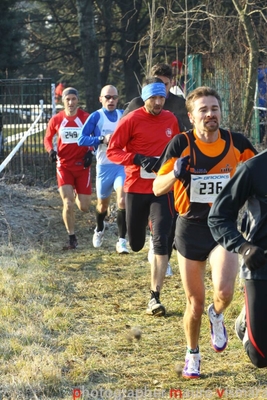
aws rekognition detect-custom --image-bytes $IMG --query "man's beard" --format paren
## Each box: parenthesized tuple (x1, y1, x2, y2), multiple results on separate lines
(204, 119, 219, 132)
(149, 106, 162, 115)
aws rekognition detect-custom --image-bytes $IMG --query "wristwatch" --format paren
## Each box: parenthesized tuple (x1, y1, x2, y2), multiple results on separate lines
(99, 135, 105, 144)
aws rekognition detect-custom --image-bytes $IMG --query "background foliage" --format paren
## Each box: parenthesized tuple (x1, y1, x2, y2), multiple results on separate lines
(0, 1, 266, 134)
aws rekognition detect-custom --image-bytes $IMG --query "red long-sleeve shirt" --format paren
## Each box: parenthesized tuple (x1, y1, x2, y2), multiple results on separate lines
(107, 107, 180, 193)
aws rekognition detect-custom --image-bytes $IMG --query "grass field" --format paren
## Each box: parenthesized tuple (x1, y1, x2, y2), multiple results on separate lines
(0, 180, 266, 400)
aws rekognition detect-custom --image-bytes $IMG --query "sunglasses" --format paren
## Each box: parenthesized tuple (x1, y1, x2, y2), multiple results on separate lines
(102, 95, 119, 100)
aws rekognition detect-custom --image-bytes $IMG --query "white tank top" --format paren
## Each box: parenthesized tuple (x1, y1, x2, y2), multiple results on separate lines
(96, 109, 122, 165)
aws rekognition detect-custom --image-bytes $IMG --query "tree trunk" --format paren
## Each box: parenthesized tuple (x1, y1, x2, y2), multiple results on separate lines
(118, 0, 146, 101)
(232, 0, 259, 135)
(76, 0, 101, 111)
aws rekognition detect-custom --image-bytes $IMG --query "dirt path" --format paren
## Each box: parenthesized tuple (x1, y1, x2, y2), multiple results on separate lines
(0, 179, 119, 253)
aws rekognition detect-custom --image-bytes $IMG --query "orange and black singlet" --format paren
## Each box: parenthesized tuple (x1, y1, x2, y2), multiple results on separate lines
(157, 128, 257, 219)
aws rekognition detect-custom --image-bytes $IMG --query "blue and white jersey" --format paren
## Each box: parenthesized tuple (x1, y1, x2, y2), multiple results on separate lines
(96, 109, 123, 165)
(78, 107, 123, 165)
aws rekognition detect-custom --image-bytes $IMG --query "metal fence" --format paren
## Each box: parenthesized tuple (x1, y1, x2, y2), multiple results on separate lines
(0, 78, 56, 183)
(187, 53, 265, 145)
(0, 60, 265, 184)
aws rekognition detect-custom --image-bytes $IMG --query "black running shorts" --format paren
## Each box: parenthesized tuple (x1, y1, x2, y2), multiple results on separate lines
(174, 215, 217, 261)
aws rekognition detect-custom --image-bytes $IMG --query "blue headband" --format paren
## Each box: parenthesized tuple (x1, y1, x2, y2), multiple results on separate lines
(141, 82, 166, 102)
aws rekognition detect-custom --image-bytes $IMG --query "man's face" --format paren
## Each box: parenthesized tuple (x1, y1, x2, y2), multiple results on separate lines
(99, 88, 119, 111)
(144, 95, 166, 115)
(188, 96, 221, 133)
(63, 94, 79, 116)
(155, 75, 171, 95)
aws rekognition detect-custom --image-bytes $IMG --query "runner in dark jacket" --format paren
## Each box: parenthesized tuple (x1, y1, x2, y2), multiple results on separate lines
(208, 149, 267, 368)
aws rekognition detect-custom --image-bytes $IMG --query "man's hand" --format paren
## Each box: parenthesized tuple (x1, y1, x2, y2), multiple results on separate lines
(174, 155, 190, 179)
(133, 154, 158, 173)
(238, 242, 267, 271)
(105, 133, 112, 144)
(83, 150, 93, 168)
(48, 150, 57, 163)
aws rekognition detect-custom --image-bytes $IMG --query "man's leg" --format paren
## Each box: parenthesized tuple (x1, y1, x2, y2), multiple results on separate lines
(114, 184, 128, 254)
(73, 166, 92, 244)
(59, 185, 76, 235)
(126, 193, 150, 252)
(208, 245, 239, 352)
(240, 280, 267, 368)
(178, 252, 206, 349)
(75, 193, 91, 213)
(210, 245, 239, 313)
(93, 164, 113, 248)
(148, 215, 175, 277)
(147, 193, 174, 316)
(74, 167, 92, 213)
(59, 184, 78, 249)
(178, 251, 206, 378)
(92, 197, 110, 248)
(151, 254, 169, 293)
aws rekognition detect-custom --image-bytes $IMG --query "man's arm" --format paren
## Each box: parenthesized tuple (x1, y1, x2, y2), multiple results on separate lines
(44, 117, 56, 152)
(106, 118, 136, 165)
(78, 112, 102, 147)
(153, 170, 176, 196)
(153, 154, 190, 196)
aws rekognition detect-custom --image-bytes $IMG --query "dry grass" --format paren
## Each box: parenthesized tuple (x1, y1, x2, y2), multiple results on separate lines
(0, 181, 266, 399)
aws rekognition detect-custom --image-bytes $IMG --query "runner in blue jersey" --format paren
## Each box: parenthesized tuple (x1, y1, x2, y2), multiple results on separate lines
(78, 85, 128, 254)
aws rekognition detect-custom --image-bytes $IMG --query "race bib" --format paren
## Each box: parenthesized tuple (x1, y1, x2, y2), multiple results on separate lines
(60, 127, 82, 144)
(140, 168, 157, 179)
(190, 173, 230, 203)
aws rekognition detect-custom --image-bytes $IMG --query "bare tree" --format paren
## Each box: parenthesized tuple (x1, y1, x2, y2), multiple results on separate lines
(163, 0, 267, 137)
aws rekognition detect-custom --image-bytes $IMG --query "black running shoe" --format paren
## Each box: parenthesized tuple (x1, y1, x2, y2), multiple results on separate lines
(63, 238, 78, 250)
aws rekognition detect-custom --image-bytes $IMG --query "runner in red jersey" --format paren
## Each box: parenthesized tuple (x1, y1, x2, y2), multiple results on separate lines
(107, 77, 180, 317)
(123, 63, 191, 277)
(44, 87, 93, 250)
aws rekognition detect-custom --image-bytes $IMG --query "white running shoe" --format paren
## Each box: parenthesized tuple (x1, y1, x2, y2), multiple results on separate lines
(182, 352, 201, 379)
(116, 238, 129, 254)
(92, 223, 105, 248)
(208, 304, 228, 352)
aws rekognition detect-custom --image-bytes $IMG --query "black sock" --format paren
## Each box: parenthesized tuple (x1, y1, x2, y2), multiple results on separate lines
(69, 234, 76, 243)
(117, 208, 127, 238)
(96, 209, 107, 231)
(150, 290, 160, 300)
